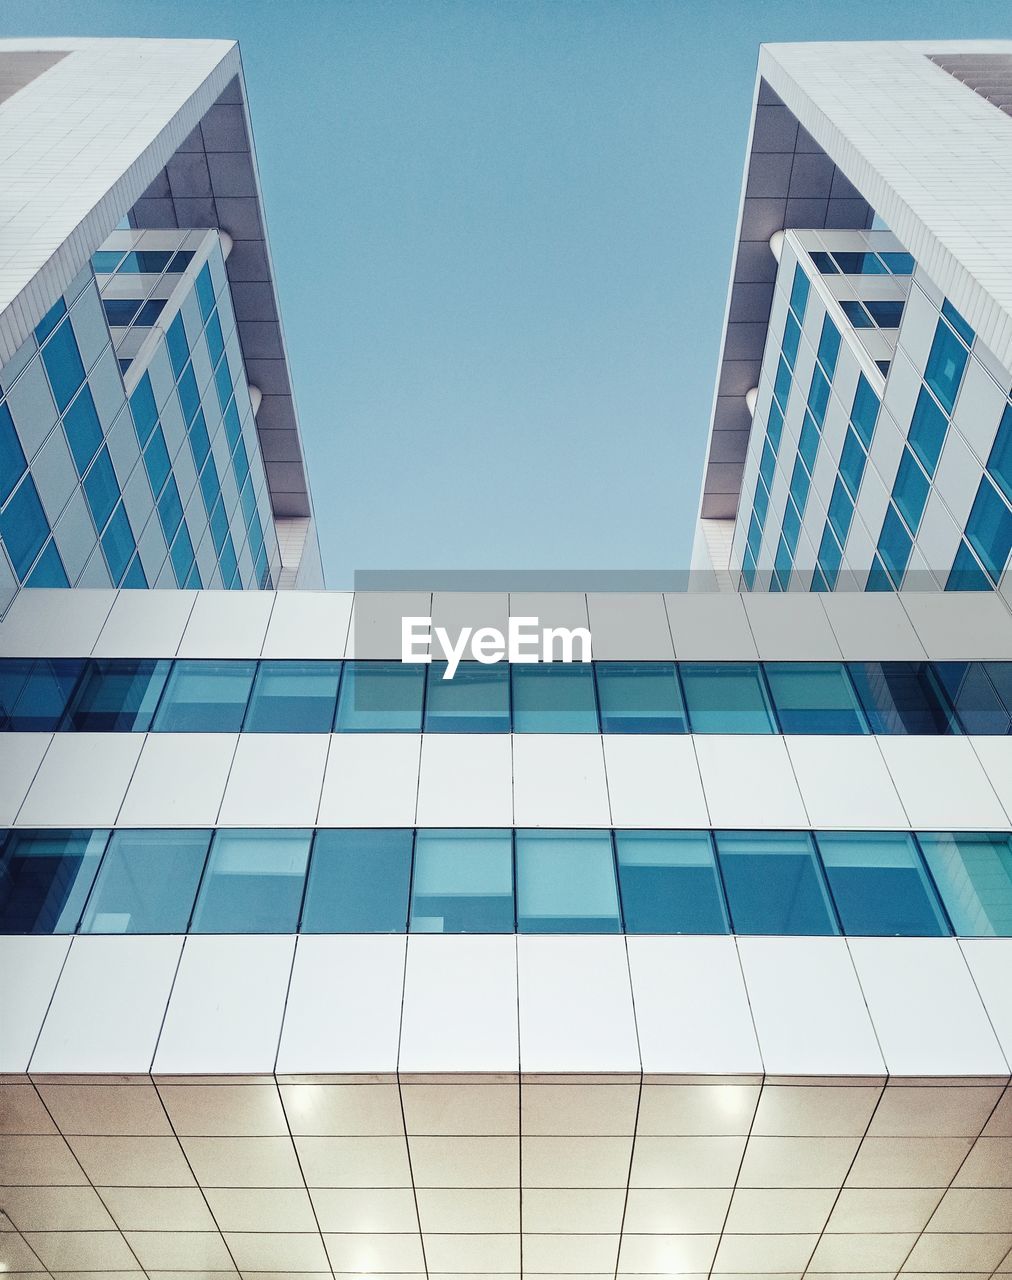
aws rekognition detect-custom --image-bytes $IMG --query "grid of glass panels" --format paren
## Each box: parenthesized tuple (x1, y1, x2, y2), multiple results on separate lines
(809, 250, 915, 277)
(812, 374, 881, 590)
(1, 656, 1005, 735)
(93, 245, 196, 376)
(948, 400, 1012, 590)
(3, 825, 1009, 938)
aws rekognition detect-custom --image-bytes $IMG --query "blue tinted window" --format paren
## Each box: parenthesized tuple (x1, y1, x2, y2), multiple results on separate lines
(143, 427, 171, 498)
(877, 505, 913, 586)
(214, 357, 232, 413)
(798, 412, 819, 474)
(817, 318, 841, 378)
(764, 663, 867, 734)
(40, 321, 86, 411)
(908, 387, 948, 474)
(746, 511, 763, 560)
(880, 252, 915, 275)
(827, 478, 854, 544)
(101, 503, 136, 583)
(681, 663, 776, 733)
(129, 375, 158, 446)
(153, 660, 256, 731)
(91, 250, 124, 273)
(224, 398, 242, 450)
(189, 409, 211, 470)
(789, 265, 810, 318)
(83, 448, 120, 531)
(941, 299, 974, 346)
(817, 832, 948, 936)
(335, 661, 424, 732)
(218, 534, 238, 585)
(512, 664, 598, 733)
(1, 476, 49, 576)
(301, 830, 412, 932)
(838, 427, 867, 499)
(866, 556, 895, 592)
(424, 662, 510, 732)
(866, 300, 904, 329)
(753, 477, 769, 526)
(759, 439, 776, 490)
(135, 299, 166, 326)
(205, 312, 225, 365)
(177, 364, 200, 425)
(789, 458, 810, 513)
(808, 367, 830, 426)
(168, 249, 194, 272)
(410, 830, 514, 933)
(0, 658, 82, 730)
(190, 829, 310, 933)
(833, 252, 886, 275)
(0, 401, 27, 505)
(196, 264, 216, 321)
(25, 540, 68, 588)
(892, 449, 929, 534)
(840, 300, 873, 329)
(782, 312, 801, 368)
(63, 659, 170, 732)
(244, 660, 341, 733)
(35, 298, 67, 343)
(199, 456, 220, 514)
(118, 250, 174, 273)
(783, 498, 802, 553)
(616, 831, 727, 934)
(918, 833, 1012, 937)
(157, 476, 184, 543)
(773, 356, 792, 411)
(121, 556, 148, 589)
(946, 540, 992, 591)
(963, 478, 1012, 584)
(810, 566, 830, 592)
(773, 536, 792, 590)
(849, 662, 958, 734)
(0, 829, 107, 933)
(817, 525, 843, 588)
(766, 400, 784, 451)
(924, 320, 968, 414)
(169, 522, 196, 586)
(935, 662, 1012, 734)
(239, 475, 257, 527)
(516, 830, 620, 933)
(80, 829, 210, 934)
(233, 437, 251, 488)
(742, 550, 756, 590)
(850, 374, 880, 447)
(809, 251, 837, 274)
(210, 496, 230, 553)
(986, 404, 1012, 503)
(596, 662, 687, 733)
(103, 299, 141, 327)
(166, 314, 189, 377)
(715, 830, 838, 935)
(184, 561, 203, 590)
(62, 386, 103, 475)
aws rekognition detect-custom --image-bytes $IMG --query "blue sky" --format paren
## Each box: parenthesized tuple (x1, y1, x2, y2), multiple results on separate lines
(1, 1, 1007, 585)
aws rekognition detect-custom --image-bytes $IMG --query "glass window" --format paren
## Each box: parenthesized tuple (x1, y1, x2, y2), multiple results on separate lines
(0, 829, 108, 933)
(782, 312, 801, 368)
(849, 661, 959, 734)
(906, 388, 947, 476)
(892, 448, 930, 534)
(119, 249, 174, 273)
(63, 659, 170, 731)
(62, 386, 104, 476)
(866, 300, 904, 329)
(169, 522, 196, 587)
(102, 299, 142, 327)
(80, 829, 210, 933)
(0, 401, 27, 506)
(190, 829, 311, 933)
(596, 662, 687, 733)
(817, 525, 843, 589)
(334, 661, 424, 732)
(924, 320, 968, 415)
(136, 299, 166, 326)
(764, 663, 867, 734)
(715, 831, 838, 935)
(681, 663, 776, 733)
(782, 496, 802, 550)
(244, 660, 341, 732)
(122, 556, 148, 590)
(838, 428, 867, 500)
(964, 478, 1012, 585)
(766, 400, 784, 451)
(177, 364, 200, 425)
(865, 555, 894, 592)
(511, 664, 598, 733)
(798, 412, 819, 474)
(168, 249, 195, 272)
(840, 300, 873, 329)
(166, 314, 189, 377)
(25, 540, 68, 588)
(789, 264, 810, 318)
(753, 478, 769, 527)
(40, 320, 86, 411)
(809, 251, 837, 274)
(1, 475, 50, 577)
(424, 662, 510, 732)
(616, 830, 727, 934)
(102, 503, 136, 584)
(189, 409, 211, 471)
(214, 357, 233, 413)
(876, 505, 913, 587)
(143, 427, 171, 498)
(35, 298, 67, 344)
(83, 448, 120, 532)
(746, 512, 763, 561)
(196, 264, 216, 321)
(825, 479, 853, 547)
(205, 312, 225, 365)
(986, 404, 1012, 504)
(918, 832, 1012, 936)
(129, 375, 158, 446)
(946, 540, 992, 592)
(817, 318, 841, 377)
(789, 458, 810, 513)
(773, 535, 792, 590)
(833, 251, 886, 275)
(774, 356, 792, 411)
(759, 439, 776, 491)
(516, 830, 620, 933)
(941, 299, 975, 346)
(157, 477, 184, 543)
(934, 661, 1012, 734)
(807, 367, 830, 426)
(152, 660, 255, 731)
(0, 658, 83, 731)
(817, 832, 948, 936)
(850, 374, 880, 448)
(880, 252, 915, 275)
(91, 250, 124, 273)
(301, 829, 412, 932)
(410, 830, 514, 933)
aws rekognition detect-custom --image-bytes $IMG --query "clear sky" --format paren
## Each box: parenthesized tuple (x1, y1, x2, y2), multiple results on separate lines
(0, 1, 1006, 585)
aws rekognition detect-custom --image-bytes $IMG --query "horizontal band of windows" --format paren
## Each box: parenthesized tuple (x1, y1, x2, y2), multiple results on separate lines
(0, 658, 1010, 735)
(2, 826, 1009, 940)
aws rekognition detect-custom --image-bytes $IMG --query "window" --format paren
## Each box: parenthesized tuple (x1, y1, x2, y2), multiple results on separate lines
(62, 387, 104, 475)
(817, 318, 841, 378)
(410, 830, 514, 932)
(946, 541, 991, 592)
(190, 829, 311, 932)
(766, 400, 784, 451)
(156, 476, 183, 543)
(595, 662, 687, 733)
(177, 365, 200, 425)
(244, 661, 341, 733)
(136, 299, 166, 326)
(817, 525, 843, 589)
(63, 659, 170, 731)
(334, 661, 424, 732)
(143, 428, 172, 498)
(516, 830, 621, 932)
(790, 265, 810, 318)
(118, 249, 174, 273)
(196, 264, 216, 321)
(907, 388, 948, 475)
(40, 321, 85, 411)
(301, 829, 412, 932)
(0, 658, 82, 730)
(798, 412, 819, 474)
(80, 829, 210, 933)
(850, 375, 879, 447)
(838, 428, 867, 499)
(102, 504, 137, 584)
(782, 496, 802, 549)
(849, 662, 958, 734)
(152, 660, 256, 731)
(986, 404, 1012, 504)
(810, 251, 837, 274)
(0, 401, 27, 506)
(1, 476, 50, 578)
(808, 366, 830, 426)
(865, 300, 904, 329)
(773, 356, 792, 411)
(424, 662, 510, 732)
(816, 832, 948, 936)
(616, 831, 727, 933)
(83, 449, 121, 532)
(167, 314, 189, 377)
(941, 299, 974, 346)
(764, 663, 867, 734)
(205, 313, 225, 365)
(924, 320, 968, 414)
(917, 832, 1012, 937)
(92, 250, 124, 273)
(169, 523, 196, 587)
(680, 663, 776, 734)
(876, 505, 913, 587)
(833, 252, 886, 275)
(782, 312, 801, 367)
(715, 831, 838, 935)
(103, 299, 142, 327)
(963, 478, 1012, 584)
(511, 664, 598, 733)
(841, 300, 873, 329)
(880, 252, 914, 275)
(891, 449, 929, 534)
(759, 439, 776, 491)
(827, 478, 854, 545)
(168, 250, 194, 272)
(189, 410, 211, 471)
(933, 662, 1012, 734)
(789, 458, 810, 513)
(0, 829, 108, 933)
(129, 375, 158, 446)
(25, 541, 68, 588)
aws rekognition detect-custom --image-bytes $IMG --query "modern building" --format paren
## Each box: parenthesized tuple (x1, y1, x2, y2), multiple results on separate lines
(1, 36, 1012, 1280)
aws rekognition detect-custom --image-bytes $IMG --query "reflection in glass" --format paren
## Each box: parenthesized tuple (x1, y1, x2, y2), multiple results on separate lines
(764, 663, 867, 734)
(63, 660, 170, 732)
(244, 661, 341, 732)
(917, 832, 1012, 936)
(80, 829, 210, 933)
(153, 660, 256, 732)
(410, 830, 513, 932)
(0, 659, 83, 731)
(816, 831, 948, 936)
(334, 662, 424, 732)
(516, 830, 620, 932)
(596, 663, 687, 733)
(715, 830, 838, 935)
(850, 662, 959, 735)
(190, 830, 311, 932)
(301, 829, 412, 932)
(511, 665, 598, 733)
(681, 664, 776, 734)
(0, 830, 108, 933)
(616, 830, 727, 933)
(424, 663, 510, 732)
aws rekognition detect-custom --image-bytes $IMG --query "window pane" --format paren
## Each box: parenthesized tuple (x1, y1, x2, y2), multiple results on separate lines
(152, 660, 256, 731)
(63, 659, 171, 732)
(511, 665, 598, 733)
(681, 663, 776, 733)
(244, 661, 341, 732)
(0, 658, 83, 730)
(877, 505, 913, 586)
(63, 386, 103, 475)
(907, 386, 948, 474)
(424, 662, 510, 732)
(924, 321, 967, 415)
(40, 320, 85, 411)
(0, 829, 108, 933)
(817, 832, 948, 936)
(715, 831, 838, 935)
(596, 663, 687, 733)
(918, 832, 1012, 936)
(892, 449, 930, 534)
(964, 478, 1012, 584)
(410, 830, 513, 933)
(190, 830, 310, 933)
(849, 662, 959, 734)
(616, 830, 727, 934)
(833, 251, 886, 274)
(764, 663, 866, 734)
(516, 830, 620, 933)
(80, 829, 210, 933)
(301, 829, 412, 932)
(936, 661, 1012, 733)
(1, 475, 50, 577)
(334, 662, 424, 732)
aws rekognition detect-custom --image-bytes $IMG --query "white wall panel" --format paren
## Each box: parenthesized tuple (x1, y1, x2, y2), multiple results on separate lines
(603, 736, 709, 828)
(317, 734, 421, 827)
(0, 936, 70, 1072)
(694, 735, 808, 828)
(260, 591, 353, 658)
(959, 940, 1012, 1066)
(117, 733, 237, 826)
(743, 595, 840, 659)
(968, 737, 1012, 822)
(176, 591, 274, 658)
(785, 736, 906, 828)
(665, 594, 758, 660)
(512, 735, 610, 827)
(217, 733, 328, 826)
(91, 591, 196, 657)
(0, 589, 115, 656)
(415, 735, 512, 827)
(17, 734, 143, 827)
(900, 593, 1012, 660)
(0, 734, 51, 825)
(877, 737, 1008, 829)
(818, 593, 927, 660)
(585, 593, 674, 660)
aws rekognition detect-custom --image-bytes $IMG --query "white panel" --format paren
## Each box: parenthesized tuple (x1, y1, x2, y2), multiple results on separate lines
(742, 595, 841, 658)
(0, 936, 70, 1072)
(512, 735, 610, 827)
(0, 589, 116, 656)
(899, 593, 1012, 660)
(876, 737, 1008, 829)
(317, 734, 421, 826)
(415, 734, 512, 827)
(517, 936, 638, 1074)
(0, 734, 51, 825)
(665, 593, 758, 660)
(693, 735, 808, 828)
(785, 736, 906, 828)
(218, 734, 328, 826)
(959, 940, 1012, 1066)
(585, 594, 674, 660)
(154, 936, 295, 1075)
(400, 936, 518, 1074)
(176, 591, 275, 657)
(627, 936, 762, 1075)
(737, 938, 885, 1076)
(969, 737, 1012, 822)
(277, 936, 405, 1075)
(17, 734, 143, 827)
(91, 591, 197, 657)
(117, 734, 237, 827)
(849, 938, 1008, 1077)
(603, 736, 709, 828)
(260, 591, 353, 658)
(818, 593, 927, 660)
(31, 937, 182, 1074)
